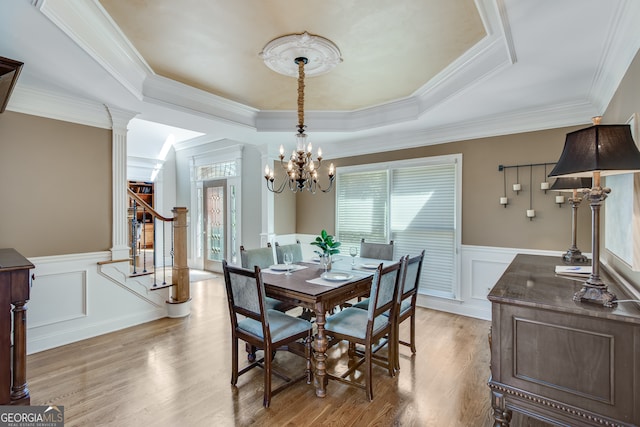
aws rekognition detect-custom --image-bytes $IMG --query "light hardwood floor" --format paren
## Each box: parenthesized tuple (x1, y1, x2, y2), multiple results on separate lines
(26, 275, 549, 426)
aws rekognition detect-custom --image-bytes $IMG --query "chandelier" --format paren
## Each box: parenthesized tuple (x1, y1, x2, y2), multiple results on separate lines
(260, 32, 342, 193)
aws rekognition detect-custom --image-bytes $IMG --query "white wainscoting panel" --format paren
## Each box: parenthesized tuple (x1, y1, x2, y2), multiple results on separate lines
(29, 270, 87, 328)
(417, 245, 566, 321)
(26, 251, 168, 354)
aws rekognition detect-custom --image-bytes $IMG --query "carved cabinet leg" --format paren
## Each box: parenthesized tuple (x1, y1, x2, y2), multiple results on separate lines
(491, 389, 511, 427)
(11, 301, 29, 403)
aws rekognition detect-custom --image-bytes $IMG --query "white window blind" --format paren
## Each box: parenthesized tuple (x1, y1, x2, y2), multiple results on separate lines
(336, 170, 388, 252)
(336, 156, 460, 299)
(390, 164, 456, 297)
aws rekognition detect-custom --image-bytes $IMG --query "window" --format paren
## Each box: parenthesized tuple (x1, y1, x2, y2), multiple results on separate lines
(336, 154, 461, 299)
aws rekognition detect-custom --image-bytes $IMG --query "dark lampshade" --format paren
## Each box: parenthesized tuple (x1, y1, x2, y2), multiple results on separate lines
(548, 124, 640, 178)
(549, 177, 592, 192)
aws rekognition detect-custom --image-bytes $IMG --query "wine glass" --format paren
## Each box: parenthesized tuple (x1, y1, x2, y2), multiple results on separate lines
(349, 246, 358, 266)
(284, 251, 293, 276)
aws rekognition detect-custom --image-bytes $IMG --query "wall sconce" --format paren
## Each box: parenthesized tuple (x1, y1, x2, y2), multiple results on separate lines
(499, 166, 508, 207)
(550, 177, 592, 263)
(540, 164, 550, 192)
(549, 117, 640, 307)
(513, 166, 521, 194)
(527, 165, 535, 220)
(555, 194, 566, 206)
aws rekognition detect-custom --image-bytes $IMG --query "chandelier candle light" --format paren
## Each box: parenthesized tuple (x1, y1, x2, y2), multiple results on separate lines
(261, 32, 341, 193)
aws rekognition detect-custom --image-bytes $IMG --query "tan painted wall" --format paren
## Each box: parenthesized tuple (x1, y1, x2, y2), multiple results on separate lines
(0, 111, 111, 257)
(295, 126, 592, 252)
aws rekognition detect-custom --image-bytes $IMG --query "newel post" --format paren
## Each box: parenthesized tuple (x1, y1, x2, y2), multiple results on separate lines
(168, 206, 190, 317)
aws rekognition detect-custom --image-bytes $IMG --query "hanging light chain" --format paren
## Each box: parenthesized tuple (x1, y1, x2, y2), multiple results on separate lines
(296, 57, 307, 134)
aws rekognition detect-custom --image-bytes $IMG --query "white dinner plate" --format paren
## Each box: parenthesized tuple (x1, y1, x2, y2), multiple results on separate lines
(320, 272, 353, 282)
(269, 264, 292, 271)
(360, 263, 379, 269)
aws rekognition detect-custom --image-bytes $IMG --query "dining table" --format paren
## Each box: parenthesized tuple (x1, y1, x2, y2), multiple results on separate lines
(260, 254, 396, 398)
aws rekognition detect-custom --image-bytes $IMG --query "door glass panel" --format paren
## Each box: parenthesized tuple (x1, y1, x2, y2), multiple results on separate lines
(205, 183, 225, 265)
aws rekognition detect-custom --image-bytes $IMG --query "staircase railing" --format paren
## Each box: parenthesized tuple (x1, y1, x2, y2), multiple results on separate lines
(127, 188, 189, 304)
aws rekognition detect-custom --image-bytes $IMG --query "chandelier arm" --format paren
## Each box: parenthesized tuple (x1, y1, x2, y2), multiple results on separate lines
(265, 176, 287, 194)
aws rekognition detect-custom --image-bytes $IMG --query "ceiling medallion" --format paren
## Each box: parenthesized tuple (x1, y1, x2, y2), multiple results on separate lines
(259, 31, 342, 78)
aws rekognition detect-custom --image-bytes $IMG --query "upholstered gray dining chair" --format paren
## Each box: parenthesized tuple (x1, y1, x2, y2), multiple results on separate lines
(360, 238, 394, 260)
(240, 243, 275, 269)
(323, 257, 406, 400)
(222, 260, 312, 407)
(275, 240, 303, 264)
(240, 243, 291, 313)
(393, 250, 424, 370)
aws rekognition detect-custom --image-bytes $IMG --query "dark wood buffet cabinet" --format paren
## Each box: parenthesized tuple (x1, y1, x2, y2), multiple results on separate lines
(0, 248, 33, 405)
(488, 254, 640, 426)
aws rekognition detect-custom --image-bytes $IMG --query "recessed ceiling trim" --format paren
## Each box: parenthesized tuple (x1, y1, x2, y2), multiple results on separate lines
(35, 0, 153, 100)
(143, 74, 259, 128)
(317, 100, 599, 160)
(588, 0, 640, 113)
(7, 84, 112, 129)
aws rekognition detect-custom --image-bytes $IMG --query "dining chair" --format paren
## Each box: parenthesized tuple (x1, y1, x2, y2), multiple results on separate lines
(360, 238, 394, 260)
(240, 243, 275, 269)
(394, 250, 425, 368)
(222, 260, 313, 407)
(240, 243, 292, 314)
(274, 240, 303, 264)
(323, 258, 405, 400)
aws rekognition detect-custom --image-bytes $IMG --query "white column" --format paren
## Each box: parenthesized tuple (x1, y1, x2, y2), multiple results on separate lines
(261, 150, 275, 247)
(107, 105, 138, 260)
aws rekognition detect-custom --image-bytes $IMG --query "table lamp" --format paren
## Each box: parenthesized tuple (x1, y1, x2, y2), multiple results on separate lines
(549, 117, 640, 307)
(550, 177, 592, 264)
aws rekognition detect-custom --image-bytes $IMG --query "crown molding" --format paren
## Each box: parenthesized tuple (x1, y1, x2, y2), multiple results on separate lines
(7, 84, 111, 129)
(34, 0, 152, 100)
(588, 0, 640, 113)
(320, 100, 598, 160)
(143, 75, 258, 128)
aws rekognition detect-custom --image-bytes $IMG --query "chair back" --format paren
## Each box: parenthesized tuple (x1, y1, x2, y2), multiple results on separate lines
(275, 241, 303, 264)
(240, 243, 274, 269)
(222, 260, 269, 339)
(368, 258, 405, 322)
(360, 238, 394, 260)
(402, 250, 425, 298)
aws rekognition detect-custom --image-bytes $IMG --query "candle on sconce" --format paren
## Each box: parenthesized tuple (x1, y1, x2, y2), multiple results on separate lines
(513, 183, 521, 192)
(526, 209, 536, 219)
(499, 197, 508, 207)
(555, 195, 565, 205)
(541, 182, 550, 190)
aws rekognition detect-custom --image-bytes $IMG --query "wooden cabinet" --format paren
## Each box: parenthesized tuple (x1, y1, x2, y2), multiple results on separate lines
(0, 248, 33, 405)
(488, 254, 640, 427)
(128, 181, 154, 249)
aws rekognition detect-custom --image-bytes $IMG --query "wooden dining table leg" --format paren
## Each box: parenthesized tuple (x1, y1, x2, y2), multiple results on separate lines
(312, 302, 328, 397)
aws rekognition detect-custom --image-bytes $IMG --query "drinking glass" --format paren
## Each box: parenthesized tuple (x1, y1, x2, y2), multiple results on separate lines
(321, 254, 330, 272)
(349, 246, 358, 266)
(284, 251, 293, 276)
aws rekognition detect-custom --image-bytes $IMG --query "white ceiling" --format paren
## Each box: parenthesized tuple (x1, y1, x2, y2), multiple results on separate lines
(1, 0, 640, 171)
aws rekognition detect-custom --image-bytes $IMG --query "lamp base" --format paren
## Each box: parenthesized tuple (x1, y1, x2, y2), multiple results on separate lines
(561, 248, 589, 264)
(573, 284, 617, 308)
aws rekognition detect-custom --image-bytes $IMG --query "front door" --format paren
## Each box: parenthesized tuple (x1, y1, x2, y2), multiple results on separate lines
(203, 180, 226, 271)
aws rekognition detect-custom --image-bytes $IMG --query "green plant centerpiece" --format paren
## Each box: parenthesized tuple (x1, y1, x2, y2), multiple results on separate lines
(311, 229, 341, 269)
